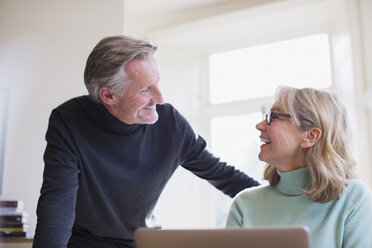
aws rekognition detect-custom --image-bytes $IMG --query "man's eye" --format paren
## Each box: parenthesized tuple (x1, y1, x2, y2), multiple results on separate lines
(271, 114, 279, 119)
(141, 87, 150, 93)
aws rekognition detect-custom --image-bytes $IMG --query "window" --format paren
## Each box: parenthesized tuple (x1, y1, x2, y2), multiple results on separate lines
(208, 33, 333, 227)
(211, 113, 265, 226)
(209, 34, 332, 104)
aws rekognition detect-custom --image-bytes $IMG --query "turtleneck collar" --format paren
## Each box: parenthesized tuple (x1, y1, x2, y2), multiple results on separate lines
(80, 96, 145, 135)
(276, 167, 309, 196)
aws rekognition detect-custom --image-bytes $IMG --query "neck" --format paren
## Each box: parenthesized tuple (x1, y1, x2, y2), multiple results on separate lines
(277, 164, 306, 172)
(274, 150, 306, 172)
(276, 167, 309, 196)
(102, 102, 133, 125)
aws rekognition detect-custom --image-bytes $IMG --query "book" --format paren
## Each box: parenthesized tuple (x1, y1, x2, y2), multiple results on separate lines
(0, 227, 26, 232)
(0, 200, 23, 208)
(0, 200, 29, 238)
(0, 222, 25, 228)
(0, 200, 24, 213)
(0, 231, 27, 237)
(0, 212, 28, 224)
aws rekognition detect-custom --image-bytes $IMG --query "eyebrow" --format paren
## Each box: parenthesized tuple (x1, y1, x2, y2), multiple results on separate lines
(270, 107, 281, 112)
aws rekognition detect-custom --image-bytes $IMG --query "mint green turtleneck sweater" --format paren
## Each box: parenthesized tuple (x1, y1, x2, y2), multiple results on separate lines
(226, 168, 372, 248)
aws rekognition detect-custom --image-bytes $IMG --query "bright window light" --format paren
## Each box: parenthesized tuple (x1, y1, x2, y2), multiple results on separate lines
(209, 33, 332, 104)
(211, 113, 266, 226)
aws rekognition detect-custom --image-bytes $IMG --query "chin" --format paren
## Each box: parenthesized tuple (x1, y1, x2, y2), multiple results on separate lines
(258, 152, 265, 162)
(146, 119, 158, 125)
(143, 116, 159, 124)
(138, 111, 159, 124)
(259, 154, 272, 165)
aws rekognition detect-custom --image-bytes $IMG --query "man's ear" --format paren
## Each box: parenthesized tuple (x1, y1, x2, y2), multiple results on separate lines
(301, 127, 322, 149)
(99, 86, 116, 105)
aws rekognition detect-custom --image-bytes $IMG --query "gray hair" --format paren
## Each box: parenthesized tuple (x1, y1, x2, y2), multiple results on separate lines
(84, 35, 157, 103)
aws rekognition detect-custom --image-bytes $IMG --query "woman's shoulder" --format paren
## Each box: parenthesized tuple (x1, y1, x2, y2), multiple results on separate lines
(343, 179, 372, 209)
(234, 183, 272, 201)
(346, 179, 372, 196)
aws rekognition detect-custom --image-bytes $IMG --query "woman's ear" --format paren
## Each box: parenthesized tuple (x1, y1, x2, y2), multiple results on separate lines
(99, 86, 117, 105)
(301, 127, 322, 148)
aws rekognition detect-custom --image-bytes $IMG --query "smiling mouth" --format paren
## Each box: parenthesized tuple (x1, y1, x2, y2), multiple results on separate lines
(260, 138, 271, 144)
(143, 105, 155, 110)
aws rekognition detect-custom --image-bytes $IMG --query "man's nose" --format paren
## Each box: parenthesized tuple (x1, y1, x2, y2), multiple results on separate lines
(153, 86, 164, 104)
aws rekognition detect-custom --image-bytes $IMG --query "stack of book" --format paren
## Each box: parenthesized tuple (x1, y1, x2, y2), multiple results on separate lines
(0, 200, 29, 238)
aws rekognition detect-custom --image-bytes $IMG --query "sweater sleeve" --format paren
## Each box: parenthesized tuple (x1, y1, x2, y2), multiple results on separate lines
(33, 110, 80, 248)
(343, 182, 372, 248)
(176, 109, 259, 197)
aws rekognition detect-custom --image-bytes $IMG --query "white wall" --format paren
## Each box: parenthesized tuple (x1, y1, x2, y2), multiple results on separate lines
(0, 0, 124, 237)
(360, 0, 372, 180)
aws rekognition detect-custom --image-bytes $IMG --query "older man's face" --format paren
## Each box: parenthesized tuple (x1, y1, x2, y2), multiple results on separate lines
(111, 56, 164, 125)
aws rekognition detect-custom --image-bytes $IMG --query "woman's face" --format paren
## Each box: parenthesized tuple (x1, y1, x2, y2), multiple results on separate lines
(256, 107, 307, 172)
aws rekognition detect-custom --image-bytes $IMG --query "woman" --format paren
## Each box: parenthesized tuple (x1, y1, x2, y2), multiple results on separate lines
(226, 87, 372, 248)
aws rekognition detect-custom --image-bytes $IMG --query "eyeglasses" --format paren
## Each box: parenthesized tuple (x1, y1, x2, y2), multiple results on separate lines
(264, 112, 291, 125)
(264, 111, 315, 126)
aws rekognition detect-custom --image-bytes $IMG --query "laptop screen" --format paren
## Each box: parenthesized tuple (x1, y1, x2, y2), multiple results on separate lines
(135, 226, 310, 248)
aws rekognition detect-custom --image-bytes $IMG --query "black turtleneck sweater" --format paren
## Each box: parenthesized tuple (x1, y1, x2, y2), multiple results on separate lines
(33, 96, 259, 248)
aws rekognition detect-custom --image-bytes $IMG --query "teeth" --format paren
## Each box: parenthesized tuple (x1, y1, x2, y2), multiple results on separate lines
(260, 138, 271, 144)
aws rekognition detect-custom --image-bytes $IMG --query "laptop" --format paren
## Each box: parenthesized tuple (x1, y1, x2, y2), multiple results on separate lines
(134, 226, 310, 248)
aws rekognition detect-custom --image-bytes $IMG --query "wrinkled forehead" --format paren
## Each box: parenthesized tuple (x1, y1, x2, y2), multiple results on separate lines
(125, 56, 160, 78)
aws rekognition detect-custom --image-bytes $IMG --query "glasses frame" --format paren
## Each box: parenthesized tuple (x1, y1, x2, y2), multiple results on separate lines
(264, 111, 315, 126)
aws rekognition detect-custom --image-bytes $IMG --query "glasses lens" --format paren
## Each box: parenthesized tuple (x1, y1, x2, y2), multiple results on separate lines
(266, 112, 271, 125)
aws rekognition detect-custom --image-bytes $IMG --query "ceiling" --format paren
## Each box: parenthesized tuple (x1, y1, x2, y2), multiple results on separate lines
(125, 0, 240, 19)
(124, 0, 279, 35)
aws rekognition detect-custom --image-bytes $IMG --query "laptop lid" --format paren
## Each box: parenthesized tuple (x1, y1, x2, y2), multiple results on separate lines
(134, 226, 310, 248)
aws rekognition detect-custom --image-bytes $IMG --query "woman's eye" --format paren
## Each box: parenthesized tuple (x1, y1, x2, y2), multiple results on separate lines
(271, 114, 279, 119)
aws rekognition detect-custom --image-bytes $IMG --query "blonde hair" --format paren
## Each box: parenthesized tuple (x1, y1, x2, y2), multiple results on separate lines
(84, 35, 157, 103)
(263, 86, 356, 203)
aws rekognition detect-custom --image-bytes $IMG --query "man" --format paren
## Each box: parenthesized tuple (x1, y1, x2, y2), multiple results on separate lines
(33, 35, 259, 248)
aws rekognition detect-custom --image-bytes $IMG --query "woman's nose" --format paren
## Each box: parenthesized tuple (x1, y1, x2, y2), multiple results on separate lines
(256, 119, 266, 131)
